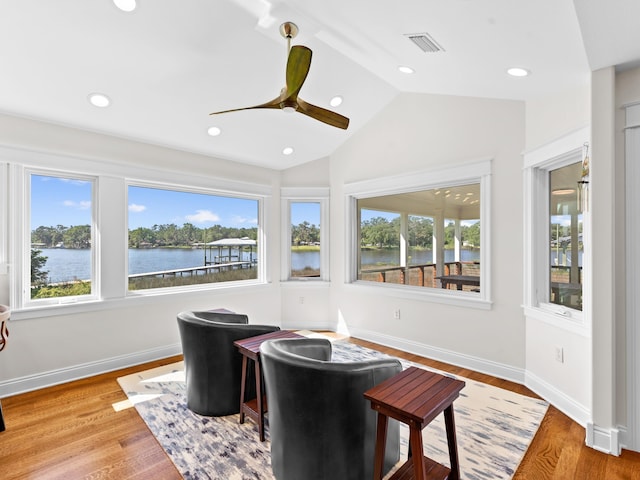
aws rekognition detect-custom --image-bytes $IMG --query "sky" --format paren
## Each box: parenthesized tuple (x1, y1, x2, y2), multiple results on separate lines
(290, 202, 320, 226)
(30, 175, 260, 230)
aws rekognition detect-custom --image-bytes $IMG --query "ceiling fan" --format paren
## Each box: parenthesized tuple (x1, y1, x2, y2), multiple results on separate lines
(210, 22, 349, 130)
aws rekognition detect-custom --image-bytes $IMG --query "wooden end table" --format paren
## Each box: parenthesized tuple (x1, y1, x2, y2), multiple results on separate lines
(364, 366, 465, 480)
(233, 330, 303, 441)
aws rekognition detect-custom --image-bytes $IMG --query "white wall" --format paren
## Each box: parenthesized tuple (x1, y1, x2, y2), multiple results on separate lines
(327, 92, 527, 380)
(0, 113, 285, 396)
(525, 84, 591, 150)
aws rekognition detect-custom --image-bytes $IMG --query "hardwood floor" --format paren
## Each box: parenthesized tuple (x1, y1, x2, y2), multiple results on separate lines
(0, 337, 639, 479)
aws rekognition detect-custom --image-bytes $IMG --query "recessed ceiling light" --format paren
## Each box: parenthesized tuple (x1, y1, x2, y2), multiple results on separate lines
(507, 67, 530, 77)
(207, 126, 221, 137)
(282, 147, 294, 156)
(398, 65, 415, 74)
(552, 189, 575, 195)
(330, 95, 343, 107)
(114, 0, 137, 12)
(88, 93, 110, 108)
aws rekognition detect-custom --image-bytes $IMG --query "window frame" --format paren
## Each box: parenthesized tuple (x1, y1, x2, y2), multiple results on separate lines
(523, 127, 590, 334)
(344, 160, 492, 309)
(280, 187, 329, 282)
(125, 179, 266, 295)
(4, 145, 273, 320)
(12, 165, 100, 309)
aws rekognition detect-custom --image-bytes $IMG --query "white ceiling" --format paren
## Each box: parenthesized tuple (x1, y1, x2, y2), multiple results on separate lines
(0, 1, 637, 170)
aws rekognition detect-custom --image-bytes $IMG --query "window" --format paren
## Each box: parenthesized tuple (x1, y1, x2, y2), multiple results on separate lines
(549, 162, 583, 310)
(281, 188, 329, 281)
(27, 171, 97, 304)
(127, 185, 259, 291)
(345, 160, 491, 307)
(523, 126, 589, 328)
(7, 147, 272, 317)
(357, 184, 481, 292)
(290, 202, 321, 278)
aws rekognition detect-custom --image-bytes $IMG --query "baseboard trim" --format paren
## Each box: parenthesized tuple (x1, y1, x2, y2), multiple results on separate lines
(0, 343, 182, 398)
(524, 370, 591, 427)
(347, 327, 525, 384)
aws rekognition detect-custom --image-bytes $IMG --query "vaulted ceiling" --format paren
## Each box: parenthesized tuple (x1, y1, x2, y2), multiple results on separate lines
(0, 1, 638, 170)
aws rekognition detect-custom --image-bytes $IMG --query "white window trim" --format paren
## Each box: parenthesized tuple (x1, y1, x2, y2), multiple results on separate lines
(344, 159, 492, 309)
(280, 187, 329, 282)
(0, 161, 7, 275)
(522, 126, 591, 336)
(125, 179, 267, 296)
(10, 165, 100, 309)
(3, 145, 272, 319)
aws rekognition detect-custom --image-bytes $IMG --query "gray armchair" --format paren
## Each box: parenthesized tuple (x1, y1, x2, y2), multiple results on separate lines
(176, 310, 279, 416)
(260, 338, 402, 480)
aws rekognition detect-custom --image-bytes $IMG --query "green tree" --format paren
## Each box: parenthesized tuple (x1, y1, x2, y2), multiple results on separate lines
(64, 225, 91, 248)
(31, 248, 49, 285)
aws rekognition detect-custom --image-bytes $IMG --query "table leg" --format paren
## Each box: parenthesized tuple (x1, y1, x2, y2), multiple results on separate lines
(409, 426, 426, 480)
(238, 355, 248, 424)
(443, 405, 460, 480)
(254, 358, 265, 441)
(0, 400, 5, 432)
(373, 413, 389, 480)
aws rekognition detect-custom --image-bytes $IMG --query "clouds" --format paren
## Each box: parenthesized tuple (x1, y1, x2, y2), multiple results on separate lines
(129, 203, 147, 213)
(186, 209, 221, 224)
(232, 215, 258, 225)
(63, 200, 91, 210)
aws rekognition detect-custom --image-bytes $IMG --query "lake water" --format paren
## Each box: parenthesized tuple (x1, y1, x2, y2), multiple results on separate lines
(35, 247, 481, 283)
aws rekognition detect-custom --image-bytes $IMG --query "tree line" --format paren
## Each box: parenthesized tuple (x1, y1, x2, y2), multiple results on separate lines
(31, 223, 258, 249)
(361, 216, 480, 249)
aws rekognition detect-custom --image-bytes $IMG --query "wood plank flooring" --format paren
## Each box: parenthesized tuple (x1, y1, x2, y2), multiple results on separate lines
(0, 337, 639, 479)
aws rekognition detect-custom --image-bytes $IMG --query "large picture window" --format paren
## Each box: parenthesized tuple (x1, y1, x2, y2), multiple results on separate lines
(127, 185, 259, 291)
(345, 160, 491, 307)
(28, 172, 96, 303)
(357, 184, 481, 292)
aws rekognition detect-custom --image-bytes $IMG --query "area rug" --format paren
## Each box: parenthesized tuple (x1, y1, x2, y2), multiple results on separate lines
(116, 338, 548, 480)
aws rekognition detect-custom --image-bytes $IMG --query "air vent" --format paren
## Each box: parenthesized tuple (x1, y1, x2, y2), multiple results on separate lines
(404, 32, 444, 53)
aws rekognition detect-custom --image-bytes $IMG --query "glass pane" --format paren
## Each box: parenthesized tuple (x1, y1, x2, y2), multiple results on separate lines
(290, 202, 321, 278)
(357, 183, 480, 291)
(30, 174, 93, 299)
(127, 186, 258, 290)
(549, 162, 583, 310)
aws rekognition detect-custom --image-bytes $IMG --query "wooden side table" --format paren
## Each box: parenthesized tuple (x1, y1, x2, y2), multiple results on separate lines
(234, 330, 303, 441)
(364, 366, 465, 480)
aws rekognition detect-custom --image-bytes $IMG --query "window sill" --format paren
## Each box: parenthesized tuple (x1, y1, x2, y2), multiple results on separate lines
(11, 281, 271, 320)
(523, 305, 590, 337)
(345, 281, 492, 310)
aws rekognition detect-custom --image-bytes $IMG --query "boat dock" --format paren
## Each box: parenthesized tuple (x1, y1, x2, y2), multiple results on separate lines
(128, 261, 253, 279)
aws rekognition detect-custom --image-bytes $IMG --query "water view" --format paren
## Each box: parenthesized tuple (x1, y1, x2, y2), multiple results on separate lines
(36, 247, 481, 283)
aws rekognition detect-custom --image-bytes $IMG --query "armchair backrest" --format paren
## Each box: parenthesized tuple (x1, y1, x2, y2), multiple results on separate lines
(261, 338, 402, 480)
(176, 310, 280, 416)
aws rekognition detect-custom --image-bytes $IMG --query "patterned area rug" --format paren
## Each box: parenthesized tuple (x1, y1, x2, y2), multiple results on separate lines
(116, 338, 548, 480)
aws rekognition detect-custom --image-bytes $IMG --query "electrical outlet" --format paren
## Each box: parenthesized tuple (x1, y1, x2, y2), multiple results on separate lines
(299, 296, 304, 304)
(394, 309, 401, 320)
(555, 346, 564, 363)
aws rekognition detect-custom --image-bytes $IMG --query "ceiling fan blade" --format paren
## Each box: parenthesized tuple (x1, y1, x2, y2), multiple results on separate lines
(284, 45, 312, 99)
(210, 96, 281, 116)
(297, 98, 350, 130)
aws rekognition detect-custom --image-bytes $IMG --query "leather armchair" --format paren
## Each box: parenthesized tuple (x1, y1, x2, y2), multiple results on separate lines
(260, 338, 402, 480)
(176, 310, 279, 416)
